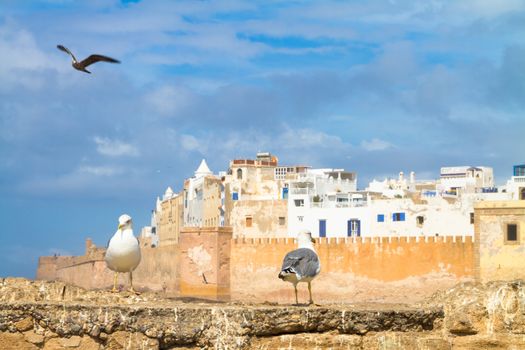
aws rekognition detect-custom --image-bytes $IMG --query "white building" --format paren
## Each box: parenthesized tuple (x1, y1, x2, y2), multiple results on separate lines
(366, 171, 417, 198)
(288, 167, 509, 238)
(183, 159, 224, 227)
(438, 166, 494, 194)
(503, 164, 525, 200)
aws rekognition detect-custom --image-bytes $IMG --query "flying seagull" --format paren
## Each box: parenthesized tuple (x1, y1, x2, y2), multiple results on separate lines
(278, 230, 321, 305)
(105, 214, 141, 293)
(57, 44, 120, 74)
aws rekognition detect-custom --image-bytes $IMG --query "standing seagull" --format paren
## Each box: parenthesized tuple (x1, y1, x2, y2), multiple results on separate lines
(57, 45, 120, 74)
(278, 230, 321, 305)
(105, 214, 141, 293)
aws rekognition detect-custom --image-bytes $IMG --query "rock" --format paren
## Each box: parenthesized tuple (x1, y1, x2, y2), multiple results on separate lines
(447, 315, 478, 335)
(106, 331, 159, 350)
(0, 331, 39, 350)
(15, 317, 33, 332)
(60, 335, 82, 347)
(23, 330, 44, 345)
(78, 336, 101, 350)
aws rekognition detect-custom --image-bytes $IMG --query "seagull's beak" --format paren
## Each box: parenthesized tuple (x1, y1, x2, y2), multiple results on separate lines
(311, 238, 316, 243)
(118, 224, 124, 230)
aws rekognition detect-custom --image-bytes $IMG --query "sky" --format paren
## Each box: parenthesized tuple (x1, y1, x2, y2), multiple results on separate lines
(0, 0, 524, 278)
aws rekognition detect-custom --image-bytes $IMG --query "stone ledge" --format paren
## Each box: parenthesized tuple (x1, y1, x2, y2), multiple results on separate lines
(2, 278, 525, 349)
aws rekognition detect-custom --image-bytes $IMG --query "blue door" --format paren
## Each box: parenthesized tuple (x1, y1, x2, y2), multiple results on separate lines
(347, 219, 361, 237)
(319, 220, 326, 237)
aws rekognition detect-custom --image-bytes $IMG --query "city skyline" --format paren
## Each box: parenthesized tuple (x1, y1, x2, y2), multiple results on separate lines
(1, 0, 524, 278)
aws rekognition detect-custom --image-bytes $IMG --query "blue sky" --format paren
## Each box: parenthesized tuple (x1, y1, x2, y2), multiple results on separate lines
(0, 0, 524, 278)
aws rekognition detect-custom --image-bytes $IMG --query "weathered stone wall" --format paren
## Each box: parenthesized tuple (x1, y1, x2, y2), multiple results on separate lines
(178, 227, 231, 300)
(2, 278, 525, 349)
(37, 230, 474, 303)
(474, 200, 525, 283)
(38, 244, 180, 293)
(229, 199, 288, 237)
(231, 235, 475, 304)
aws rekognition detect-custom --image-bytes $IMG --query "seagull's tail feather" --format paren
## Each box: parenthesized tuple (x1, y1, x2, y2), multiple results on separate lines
(278, 267, 297, 280)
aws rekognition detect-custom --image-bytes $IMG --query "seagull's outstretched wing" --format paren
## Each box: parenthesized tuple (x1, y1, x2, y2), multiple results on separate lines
(80, 54, 120, 67)
(57, 45, 77, 61)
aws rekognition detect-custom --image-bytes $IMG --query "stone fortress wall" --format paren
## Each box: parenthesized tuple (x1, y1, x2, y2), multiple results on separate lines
(37, 228, 475, 304)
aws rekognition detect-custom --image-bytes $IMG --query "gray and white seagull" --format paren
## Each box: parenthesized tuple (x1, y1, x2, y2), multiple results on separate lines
(278, 230, 321, 305)
(57, 44, 120, 74)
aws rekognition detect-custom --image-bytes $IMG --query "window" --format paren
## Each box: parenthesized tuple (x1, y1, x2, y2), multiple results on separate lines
(392, 212, 405, 222)
(246, 216, 252, 228)
(470, 213, 474, 224)
(521, 188, 525, 200)
(279, 217, 285, 226)
(347, 219, 360, 237)
(298, 216, 304, 222)
(232, 192, 239, 201)
(416, 216, 424, 227)
(505, 224, 518, 244)
(237, 168, 243, 180)
(294, 199, 304, 207)
(377, 214, 384, 222)
(319, 219, 326, 237)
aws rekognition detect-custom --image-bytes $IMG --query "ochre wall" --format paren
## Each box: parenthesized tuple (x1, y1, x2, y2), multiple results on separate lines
(37, 231, 474, 303)
(178, 227, 231, 301)
(475, 201, 525, 283)
(230, 236, 474, 304)
(230, 199, 288, 237)
(39, 243, 180, 293)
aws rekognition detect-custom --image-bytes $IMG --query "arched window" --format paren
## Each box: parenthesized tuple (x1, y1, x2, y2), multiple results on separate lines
(521, 188, 525, 200)
(237, 168, 243, 180)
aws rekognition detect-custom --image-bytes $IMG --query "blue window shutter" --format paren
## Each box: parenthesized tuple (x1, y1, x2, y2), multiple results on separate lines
(392, 213, 396, 221)
(400, 212, 405, 221)
(232, 192, 238, 200)
(319, 220, 326, 237)
(357, 220, 361, 237)
(377, 214, 384, 222)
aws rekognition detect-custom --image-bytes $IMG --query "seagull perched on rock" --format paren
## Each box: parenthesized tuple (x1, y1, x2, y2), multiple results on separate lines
(105, 214, 141, 293)
(57, 44, 120, 74)
(278, 230, 321, 305)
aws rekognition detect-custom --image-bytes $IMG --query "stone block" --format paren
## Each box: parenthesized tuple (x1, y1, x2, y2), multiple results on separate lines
(23, 330, 45, 346)
(106, 331, 159, 350)
(15, 317, 34, 332)
(0, 331, 39, 350)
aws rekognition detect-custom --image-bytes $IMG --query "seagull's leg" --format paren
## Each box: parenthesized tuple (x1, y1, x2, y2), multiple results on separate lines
(128, 271, 140, 294)
(308, 282, 314, 305)
(111, 272, 118, 293)
(294, 284, 298, 305)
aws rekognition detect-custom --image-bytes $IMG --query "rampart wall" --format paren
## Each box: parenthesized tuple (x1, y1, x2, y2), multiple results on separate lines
(230, 235, 474, 303)
(37, 244, 180, 293)
(37, 230, 475, 303)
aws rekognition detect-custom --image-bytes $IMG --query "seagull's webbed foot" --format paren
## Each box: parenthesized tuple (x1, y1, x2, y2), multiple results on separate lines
(128, 286, 141, 295)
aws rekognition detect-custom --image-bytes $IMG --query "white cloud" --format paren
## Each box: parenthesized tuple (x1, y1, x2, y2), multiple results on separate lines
(0, 20, 56, 89)
(280, 128, 347, 149)
(78, 165, 123, 176)
(145, 85, 192, 117)
(93, 136, 139, 157)
(361, 138, 394, 151)
(180, 134, 202, 152)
